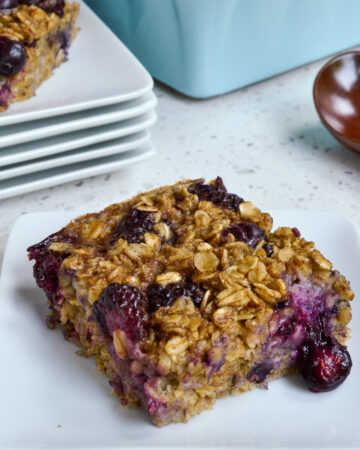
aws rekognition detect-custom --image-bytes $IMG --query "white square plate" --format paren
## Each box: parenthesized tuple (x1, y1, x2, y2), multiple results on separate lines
(0, 110, 156, 167)
(0, 143, 155, 199)
(0, 210, 359, 449)
(0, 1, 153, 127)
(0, 130, 151, 181)
(0, 91, 157, 149)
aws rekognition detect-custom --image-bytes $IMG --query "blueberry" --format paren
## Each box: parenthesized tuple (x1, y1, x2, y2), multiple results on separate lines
(221, 222, 266, 248)
(207, 347, 225, 373)
(275, 320, 296, 338)
(189, 177, 243, 211)
(20, 0, 65, 16)
(292, 227, 301, 237)
(92, 283, 150, 341)
(274, 298, 291, 311)
(0, 36, 27, 77)
(298, 337, 352, 392)
(247, 362, 273, 383)
(0, 0, 19, 8)
(111, 209, 154, 244)
(59, 28, 71, 51)
(147, 282, 204, 313)
(263, 243, 273, 257)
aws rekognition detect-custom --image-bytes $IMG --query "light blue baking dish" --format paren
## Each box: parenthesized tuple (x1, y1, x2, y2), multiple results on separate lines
(85, 0, 360, 98)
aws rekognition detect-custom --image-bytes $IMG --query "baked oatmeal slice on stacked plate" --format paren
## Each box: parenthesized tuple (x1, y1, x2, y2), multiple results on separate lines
(28, 178, 353, 426)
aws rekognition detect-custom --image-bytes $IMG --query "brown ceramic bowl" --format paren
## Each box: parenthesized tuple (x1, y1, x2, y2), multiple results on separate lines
(313, 51, 360, 155)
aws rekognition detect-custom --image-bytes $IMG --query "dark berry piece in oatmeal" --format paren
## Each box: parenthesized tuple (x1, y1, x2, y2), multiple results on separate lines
(31, 251, 64, 303)
(222, 222, 266, 248)
(27, 230, 77, 304)
(111, 209, 154, 244)
(92, 283, 150, 341)
(274, 319, 296, 338)
(189, 176, 243, 211)
(20, 0, 65, 16)
(247, 362, 273, 384)
(207, 347, 225, 373)
(298, 335, 352, 392)
(263, 243, 273, 257)
(147, 282, 204, 313)
(0, 0, 19, 9)
(0, 36, 27, 77)
(27, 230, 77, 258)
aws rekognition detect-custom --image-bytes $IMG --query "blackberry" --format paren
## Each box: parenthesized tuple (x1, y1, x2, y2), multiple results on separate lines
(189, 177, 243, 211)
(221, 222, 266, 248)
(147, 282, 204, 313)
(31, 251, 64, 304)
(92, 283, 150, 342)
(111, 209, 154, 244)
(27, 230, 77, 259)
(27, 231, 77, 304)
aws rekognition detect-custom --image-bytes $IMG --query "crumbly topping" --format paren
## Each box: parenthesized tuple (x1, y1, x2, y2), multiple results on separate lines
(0, 1, 78, 42)
(44, 178, 353, 379)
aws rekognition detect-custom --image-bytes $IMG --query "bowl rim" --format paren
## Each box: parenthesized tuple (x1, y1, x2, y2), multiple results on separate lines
(313, 50, 360, 154)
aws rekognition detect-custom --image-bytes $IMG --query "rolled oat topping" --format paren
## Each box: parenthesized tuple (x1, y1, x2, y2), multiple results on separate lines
(27, 178, 354, 426)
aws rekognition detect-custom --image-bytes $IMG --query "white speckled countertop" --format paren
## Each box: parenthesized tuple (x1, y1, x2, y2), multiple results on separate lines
(0, 56, 359, 262)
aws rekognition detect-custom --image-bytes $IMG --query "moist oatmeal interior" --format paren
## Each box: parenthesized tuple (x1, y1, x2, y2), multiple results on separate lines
(28, 178, 353, 427)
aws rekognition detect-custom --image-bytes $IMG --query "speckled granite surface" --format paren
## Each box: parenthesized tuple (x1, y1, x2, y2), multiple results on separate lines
(0, 56, 359, 263)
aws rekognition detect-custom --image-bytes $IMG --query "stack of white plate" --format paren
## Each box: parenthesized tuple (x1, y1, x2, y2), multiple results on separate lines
(0, 1, 157, 200)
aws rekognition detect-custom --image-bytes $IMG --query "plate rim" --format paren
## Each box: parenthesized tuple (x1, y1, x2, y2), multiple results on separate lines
(0, 143, 156, 200)
(0, 130, 151, 181)
(0, 110, 157, 167)
(0, 92, 157, 149)
(0, 210, 359, 450)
